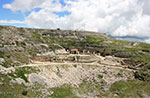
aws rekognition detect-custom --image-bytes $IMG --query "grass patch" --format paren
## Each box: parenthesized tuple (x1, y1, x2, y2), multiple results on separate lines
(0, 50, 5, 57)
(3, 51, 30, 67)
(10, 51, 29, 64)
(135, 65, 150, 81)
(86, 35, 104, 44)
(75, 81, 103, 96)
(130, 54, 150, 64)
(136, 42, 150, 49)
(0, 45, 4, 48)
(2, 59, 13, 68)
(0, 73, 45, 98)
(50, 85, 79, 98)
(0, 26, 4, 30)
(8, 66, 39, 82)
(103, 80, 150, 98)
(98, 75, 103, 79)
(32, 32, 41, 39)
(73, 64, 77, 68)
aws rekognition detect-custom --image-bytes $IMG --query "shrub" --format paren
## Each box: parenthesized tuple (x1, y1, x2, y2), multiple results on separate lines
(73, 64, 77, 68)
(98, 75, 103, 79)
(22, 90, 28, 96)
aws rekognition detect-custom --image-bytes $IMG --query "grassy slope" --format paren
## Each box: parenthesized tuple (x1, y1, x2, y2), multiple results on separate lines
(0, 25, 150, 97)
(103, 80, 150, 98)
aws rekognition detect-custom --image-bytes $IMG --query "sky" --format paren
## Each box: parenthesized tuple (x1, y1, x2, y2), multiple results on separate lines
(0, 0, 150, 43)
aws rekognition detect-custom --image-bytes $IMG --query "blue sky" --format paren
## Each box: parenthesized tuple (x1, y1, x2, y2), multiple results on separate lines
(0, 0, 69, 27)
(0, 0, 25, 26)
(0, 0, 150, 43)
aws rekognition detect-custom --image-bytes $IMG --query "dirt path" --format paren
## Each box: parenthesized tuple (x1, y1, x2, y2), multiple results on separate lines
(0, 54, 135, 73)
(20, 61, 134, 71)
(0, 61, 134, 74)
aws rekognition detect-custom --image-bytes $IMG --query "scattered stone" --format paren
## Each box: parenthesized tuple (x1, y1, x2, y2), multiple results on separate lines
(104, 40, 112, 44)
(140, 94, 150, 98)
(10, 78, 26, 85)
(0, 82, 3, 85)
(0, 58, 5, 65)
(28, 73, 45, 85)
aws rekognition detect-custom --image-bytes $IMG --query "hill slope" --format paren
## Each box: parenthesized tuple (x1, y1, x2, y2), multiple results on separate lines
(0, 25, 150, 98)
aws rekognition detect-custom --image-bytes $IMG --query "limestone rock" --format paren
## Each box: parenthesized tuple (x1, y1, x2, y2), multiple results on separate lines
(0, 58, 5, 65)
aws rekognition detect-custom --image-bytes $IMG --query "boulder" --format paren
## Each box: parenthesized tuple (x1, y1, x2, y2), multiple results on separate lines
(0, 58, 5, 65)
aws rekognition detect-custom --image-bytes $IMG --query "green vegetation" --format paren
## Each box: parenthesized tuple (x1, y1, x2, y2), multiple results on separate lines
(0, 45, 4, 48)
(1, 25, 150, 98)
(98, 75, 103, 79)
(135, 65, 150, 81)
(0, 26, 4, 30)
(60, 38, 78, 49)
(73, 64, 77, 68)
(104, 80, 150, 98)
(28, 32, 43, 43)
(75, 81, 103, 97)
(0, 50, 4, 57)
(8, 66, 39, 82)
(24, 47, 37, 58)
(130, 54, 150, 64)
(1, 51, 30, 67)
(50, 85, 79, 98)
(10, 51, 29, 64)
(106, 39, 150, 81)
(0, 73, 47, 98)
(2, 59, 13, 68)
(117, 69, 124, 77)
(49, 81, 103, 98)
(32, 32, 41, 39)
(86, 35, 104, 44)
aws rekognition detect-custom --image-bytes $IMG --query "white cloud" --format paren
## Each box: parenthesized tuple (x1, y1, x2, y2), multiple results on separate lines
(3, 0, 63, 13)
(145, 39, 150, 43)
(3, 0, 150, 42)
(0, 20, 24, 24)
(3, 0, 44, 12)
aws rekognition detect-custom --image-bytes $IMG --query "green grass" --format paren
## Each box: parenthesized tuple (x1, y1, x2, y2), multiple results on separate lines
(136, 42, 150, 49)
(86, 35, 104, 44)
(0, 73, 46, 98)
(98, 75, 103, 79)
(0, 50, 4, 57)
(10, 51, 29, 64)
(135, 65, 150, 81)
(107, 39, 150, 81)
(0, 26, 4, 30)
(8, 66, 40, 82)
(73, 64, 77, 68)
(50, 81, 103, 98)
(0, 45, 4, 48)
(103, 80, 150, 98)
(50, 85, 79, 98)
(130, 54, 150, 64)
(2, 59, 13, 68)
(75, 81, 103, 96)
(32, 32, 41, 39)
(30, 32, 44, 43)
(2, 51, 30, 67)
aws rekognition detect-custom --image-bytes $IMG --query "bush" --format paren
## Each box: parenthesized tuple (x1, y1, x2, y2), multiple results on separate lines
(135, 67, 150, 81)
(22, 90, 28, 96)
(98, 75, 103, 79)
(73, 64, 77, 68)
(0, 51, 4, 57)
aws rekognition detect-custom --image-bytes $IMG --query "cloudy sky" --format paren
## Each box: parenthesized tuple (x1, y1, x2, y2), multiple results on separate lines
(0, 0, 150, 43)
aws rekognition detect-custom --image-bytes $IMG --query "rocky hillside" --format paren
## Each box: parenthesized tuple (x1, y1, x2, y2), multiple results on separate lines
(0, 25, 150, 98)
